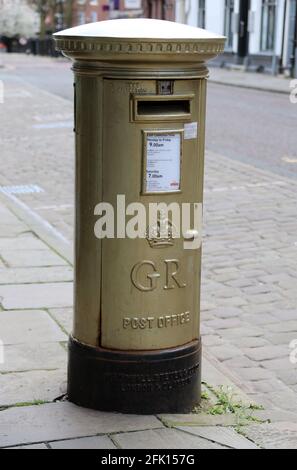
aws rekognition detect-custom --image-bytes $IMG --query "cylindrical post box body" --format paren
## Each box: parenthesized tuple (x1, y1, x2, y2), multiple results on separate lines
(54, 19, 225, 414)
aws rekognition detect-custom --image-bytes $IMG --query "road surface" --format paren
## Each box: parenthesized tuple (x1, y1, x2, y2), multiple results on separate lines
(3, 54, 296, 180)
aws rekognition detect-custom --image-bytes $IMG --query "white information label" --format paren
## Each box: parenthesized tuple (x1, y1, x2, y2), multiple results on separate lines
(184, 122, 198, 140)
(145, 133, 181, 193)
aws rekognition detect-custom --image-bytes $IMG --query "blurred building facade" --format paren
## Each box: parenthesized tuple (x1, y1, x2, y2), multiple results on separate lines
(143, 0, 175, 20)
(175, 0, 297, 76)
(54, 0, 176, 29)
(38, 1, 109, 33)
(1, 0, 177, 55)
(72, 1, 110, 25)
(72, 0, 146, 23)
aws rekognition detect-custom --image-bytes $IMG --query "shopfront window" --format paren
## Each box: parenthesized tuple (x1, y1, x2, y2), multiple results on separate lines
(198, 0, 206, 29)
(224, 0, 235, 49)
(261, 0, 277, 51)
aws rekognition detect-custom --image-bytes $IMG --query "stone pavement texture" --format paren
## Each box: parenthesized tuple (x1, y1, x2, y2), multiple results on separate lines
(0, 205, 261, 449)
(0, 55, 296, 449)
(209, 67, 292, 94)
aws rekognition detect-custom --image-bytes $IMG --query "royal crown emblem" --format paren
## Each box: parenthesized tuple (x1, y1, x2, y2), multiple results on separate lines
(146, 216, 176, 249)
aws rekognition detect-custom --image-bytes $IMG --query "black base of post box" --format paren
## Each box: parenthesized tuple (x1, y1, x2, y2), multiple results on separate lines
(67, 336, 202, 415)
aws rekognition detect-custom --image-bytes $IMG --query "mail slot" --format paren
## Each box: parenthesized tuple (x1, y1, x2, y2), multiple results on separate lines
(54, 19, 225, 414)
(133, 95, 194, 121)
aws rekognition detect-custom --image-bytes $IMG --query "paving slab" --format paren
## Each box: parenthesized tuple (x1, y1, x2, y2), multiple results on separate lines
(0, 235, 49, 251)
(223, 356, 257, 369)
(263, 390, 297, 411)
(245, 393, 278, 410)
(159, 413, 249, 428)
(267, 332, 297, 346)
(244, 346, 289, 362)
(250, 379, 291, 394)
(219, 327, 263, 339)
(0, 342, 67, 373)
(7, 444, 48, 450)
(272, 310, 297, 321)
(234, 367, 275, 382)
(206, 307, 243, 319)
(262, 357, 296, 371)
(0, 369, 67, 407)
(241, 313, 279, 327)
(252, 409, 297, 424)
(275, 370, 297, 386)
(177, 426, 258, 449)
(0, 310, 67, 344)
(219, 297, 248, 308)
(0, 206, 20, 219)
(204, 318, 242, 330)
(0, 250, 68, 268)
(49, 436, 116, 450)
(0, 402, 163, 448)
(0, 266, 73, 285)
(113, 428, 227, 450)
(242, 422, 297, 449)
(0, 211, 26, 225)
(266, 321, 297, 333)
(0, 283, 73, 309)
(0, 223, 30, 237)
(202, 356, 255, 405)
(231, 337, 270, 349)
(211, 345, 243, 362)
(203, 335, 224, 347)
(48, 307, 73, 335)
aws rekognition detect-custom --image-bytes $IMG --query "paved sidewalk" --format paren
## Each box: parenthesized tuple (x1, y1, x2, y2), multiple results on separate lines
(1, 72, 296, 412)
(0, 54, 297, 449)
(202, 154, 297, 415)
(209, 67, 292, 94)
(0, 196, 262, 450)
(0, 194, 296, 449)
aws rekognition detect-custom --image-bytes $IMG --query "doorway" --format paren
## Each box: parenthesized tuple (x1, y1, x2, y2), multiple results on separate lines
(237, 0, 251, 61)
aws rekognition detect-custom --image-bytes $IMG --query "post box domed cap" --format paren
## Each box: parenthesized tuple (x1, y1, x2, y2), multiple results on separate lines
(54, 19, 225, 62)
(54, 18, 224, 40)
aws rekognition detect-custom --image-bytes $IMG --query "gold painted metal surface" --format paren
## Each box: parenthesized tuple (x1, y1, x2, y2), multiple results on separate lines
(73, 74, 103, 346)
(101, 78, 201, 351)
(54, 19, 225, 350)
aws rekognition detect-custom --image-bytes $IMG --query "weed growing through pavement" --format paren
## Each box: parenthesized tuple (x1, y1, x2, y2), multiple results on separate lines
(193, 384, 265, 425)
(0, 400, 49, 412)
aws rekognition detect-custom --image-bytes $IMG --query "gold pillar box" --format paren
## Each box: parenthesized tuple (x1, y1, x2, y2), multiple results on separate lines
(54, 19, 225, 414)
